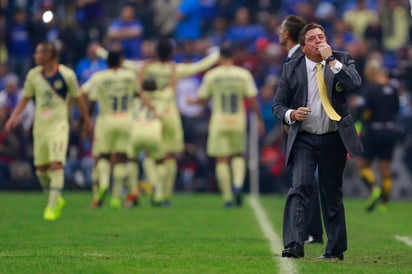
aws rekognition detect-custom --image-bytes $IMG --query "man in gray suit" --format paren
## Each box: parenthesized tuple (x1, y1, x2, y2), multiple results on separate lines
(272, 23, 363, 260)
(279, 15, 324, 245)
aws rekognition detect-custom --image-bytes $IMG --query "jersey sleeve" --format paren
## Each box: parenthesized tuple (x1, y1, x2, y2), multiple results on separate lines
(176, 51, 219, 79)
(86, 75, 98, 102)
(66, 69, 81, 99)
(22, 69, 36, 98)
(197, 72, 212, 99)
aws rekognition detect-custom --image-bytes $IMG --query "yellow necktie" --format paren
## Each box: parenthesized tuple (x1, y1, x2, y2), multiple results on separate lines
(316, 63, 341, 121)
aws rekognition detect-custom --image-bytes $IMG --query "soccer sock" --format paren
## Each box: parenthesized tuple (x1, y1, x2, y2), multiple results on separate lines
(96, 158, 110, 197)
(381, 176, 393, 204)
(359, 167, 376, 190)
(112, 163, 127, 202)
(216, 162, 232, 202)
(143, 157, 157, 188)
(151, 163, 166, 202)
(36, 170, 50, 193)
(164, 158, 177, 200)
(127, 161, 139, 196)
(48, 169, 64, 210)
(91, 167, 99, 201)
(231, 156, 246, 191)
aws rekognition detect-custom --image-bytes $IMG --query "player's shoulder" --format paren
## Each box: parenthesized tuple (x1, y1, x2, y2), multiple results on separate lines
(204, 65, 226, 77)
(26, 66, 42, 78)
(58, 64, 75, 73)
(58, 64, 77, 78)
(213, 65, 250, 77)
(119, 67, 137, 76)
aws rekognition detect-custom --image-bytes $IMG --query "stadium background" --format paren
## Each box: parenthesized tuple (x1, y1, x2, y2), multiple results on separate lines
(1, 0, 412, 200)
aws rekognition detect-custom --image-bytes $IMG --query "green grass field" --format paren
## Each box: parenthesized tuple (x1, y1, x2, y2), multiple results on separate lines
(1, 191, 412, 274)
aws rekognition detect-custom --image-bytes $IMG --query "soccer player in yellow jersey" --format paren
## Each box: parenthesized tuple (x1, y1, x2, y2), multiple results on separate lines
(83, 50, 141, 209)
(96, 40, 219, 205)
(5, 42, 91, 221)
(97, 39, 219, 205)
(188, 45, 264, 207)
(138, 38, 219, 206)
(126, 78, 166, 207)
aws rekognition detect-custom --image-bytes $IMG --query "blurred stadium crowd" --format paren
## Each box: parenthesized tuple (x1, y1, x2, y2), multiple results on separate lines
(1, 0, 412, 197)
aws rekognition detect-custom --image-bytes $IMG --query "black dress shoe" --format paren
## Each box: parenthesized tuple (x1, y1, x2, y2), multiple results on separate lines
(282, 243, 304, 258)
(317, 253, 344, 261)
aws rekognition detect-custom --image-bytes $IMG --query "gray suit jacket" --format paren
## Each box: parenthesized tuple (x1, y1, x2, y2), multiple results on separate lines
(272, 51, 363, 165)
(290, 46, 303, 60)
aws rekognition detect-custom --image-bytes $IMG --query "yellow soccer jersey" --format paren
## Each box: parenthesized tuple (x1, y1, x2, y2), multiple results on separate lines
(23, 64, 80, 130)
(131, 94, 163, 124)
(198, 65, 258, 132)
(87, 68, 138, 116)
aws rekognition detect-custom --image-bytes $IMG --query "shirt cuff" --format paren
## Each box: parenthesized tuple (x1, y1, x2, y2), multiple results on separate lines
(285, 109, 295, 125)
(329, 60, 343, 74)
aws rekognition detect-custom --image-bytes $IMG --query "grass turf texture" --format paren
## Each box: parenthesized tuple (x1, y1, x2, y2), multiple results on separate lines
(1, 192, 411, 274)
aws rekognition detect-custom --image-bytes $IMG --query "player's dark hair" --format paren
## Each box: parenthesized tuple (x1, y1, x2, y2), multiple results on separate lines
(155, 38, 175, 61)
(283, 15, 306, 43)
(39, 41, 58, 59)
(142, 77, 157, 92)
(107, 50, 123, 67)
(220, 44, 234, 58)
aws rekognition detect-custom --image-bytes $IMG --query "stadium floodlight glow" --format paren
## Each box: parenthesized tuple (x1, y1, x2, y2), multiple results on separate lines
(42, 10, 53, 23)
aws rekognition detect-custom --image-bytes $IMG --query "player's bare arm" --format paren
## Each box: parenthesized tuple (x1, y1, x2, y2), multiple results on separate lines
(4, 97, 31, 133)
(74, 95, 93, 137)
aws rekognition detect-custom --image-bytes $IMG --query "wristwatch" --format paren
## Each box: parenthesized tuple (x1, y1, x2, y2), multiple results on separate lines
(325, 55, 336, 64)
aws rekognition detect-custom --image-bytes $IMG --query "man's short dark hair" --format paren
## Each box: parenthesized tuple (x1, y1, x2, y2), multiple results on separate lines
(107, 50, 123, 67)
(220, 44, 234, 58)
(156, 38, 175, 61)
(39, 41, 58, 59)
(283, 15, 306, 43)
(141, 77, 157, 92)
(298, 23, 325, 46)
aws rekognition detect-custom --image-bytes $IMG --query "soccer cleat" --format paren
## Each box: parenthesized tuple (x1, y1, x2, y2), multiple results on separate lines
(55, 197, 66, 218)
(109, 198, 121, 209)
(163, 200, 171, 207)
(377, 204, 388, 213)
(151, 195, 163, 207)
(150, 189, 164, 207)
(124, 194, 139, 208)
(365, 186, 381, 212)
(43, 207, 59, 221)
(224, 201, 233, 208)
(90, 200, 103, 208)
(91, 188, 108, 208)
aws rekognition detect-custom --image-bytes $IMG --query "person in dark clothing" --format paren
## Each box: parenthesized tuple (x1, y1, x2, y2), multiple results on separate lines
(355, 57, 400, 212)
(279, 15, 324, 244)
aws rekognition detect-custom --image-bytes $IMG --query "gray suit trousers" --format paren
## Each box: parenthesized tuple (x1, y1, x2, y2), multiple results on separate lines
(283, 131, 348, 255)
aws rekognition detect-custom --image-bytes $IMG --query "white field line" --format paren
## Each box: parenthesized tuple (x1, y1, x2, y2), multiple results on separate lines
(394, 235, 412, 247)
(249, 195, 298, 274)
